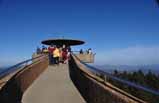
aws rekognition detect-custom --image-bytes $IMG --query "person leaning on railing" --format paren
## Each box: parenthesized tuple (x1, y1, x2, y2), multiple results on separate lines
(80, 49, 83, 54)
(88, 48, 92, 54)
(43, 48, 48, 53)
(36, 46, 42, 54)
(41, 45, 49, 54)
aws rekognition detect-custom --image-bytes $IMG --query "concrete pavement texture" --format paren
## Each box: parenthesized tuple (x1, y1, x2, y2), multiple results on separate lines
(22, 64, 85, 103)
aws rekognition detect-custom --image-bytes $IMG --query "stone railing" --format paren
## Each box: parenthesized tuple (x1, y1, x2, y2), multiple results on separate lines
(0, 55, 49, 103)
(69, 54, 146, 103)
(74, 53, 95, 63)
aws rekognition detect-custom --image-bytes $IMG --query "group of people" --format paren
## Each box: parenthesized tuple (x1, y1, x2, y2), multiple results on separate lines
(79, 48, 92, 54)
(36, 45, 93, 65)
(48, 44, 71, 65)
(36, 44, 71, 65)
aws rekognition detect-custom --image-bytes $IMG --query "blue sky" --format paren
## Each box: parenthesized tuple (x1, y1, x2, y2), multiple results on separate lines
(0, 0, 159, 67)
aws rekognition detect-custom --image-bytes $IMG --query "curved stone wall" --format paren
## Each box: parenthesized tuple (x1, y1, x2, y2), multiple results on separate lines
(69, 54, 146, 103)
(0, 55, 49, 103)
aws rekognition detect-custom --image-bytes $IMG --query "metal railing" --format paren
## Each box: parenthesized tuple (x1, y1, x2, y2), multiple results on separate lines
(0, 55, 47, 79)
(71, 54, 147, 103)
(81, 62, 159, 96)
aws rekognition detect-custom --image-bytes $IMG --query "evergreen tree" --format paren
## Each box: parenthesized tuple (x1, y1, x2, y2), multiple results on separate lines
(107, 69, 159, 103)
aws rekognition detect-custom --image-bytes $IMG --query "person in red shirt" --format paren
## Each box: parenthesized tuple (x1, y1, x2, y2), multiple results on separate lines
(61, 44, 69, 64)
(48, 44, 55, 64)
(62, 47, 68, 64)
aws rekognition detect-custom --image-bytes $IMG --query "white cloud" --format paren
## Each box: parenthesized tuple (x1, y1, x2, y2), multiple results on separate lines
(96, 46, 159, 65)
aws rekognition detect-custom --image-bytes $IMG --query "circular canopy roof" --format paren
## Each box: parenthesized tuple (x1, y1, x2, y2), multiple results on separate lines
(41, 39, 85, 46)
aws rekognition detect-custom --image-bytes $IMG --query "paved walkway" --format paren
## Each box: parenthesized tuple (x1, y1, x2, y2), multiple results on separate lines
(22, 64, 85, 103)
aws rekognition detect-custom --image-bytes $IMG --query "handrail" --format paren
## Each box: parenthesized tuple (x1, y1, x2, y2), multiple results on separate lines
(72, 53, 159, 96)
(81, 62, 159, 96)
(0, 54, 47, 79)
(71, 54, 147, 103)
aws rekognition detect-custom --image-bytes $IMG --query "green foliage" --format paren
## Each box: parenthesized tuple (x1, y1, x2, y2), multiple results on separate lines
(99, 69, 159, 103)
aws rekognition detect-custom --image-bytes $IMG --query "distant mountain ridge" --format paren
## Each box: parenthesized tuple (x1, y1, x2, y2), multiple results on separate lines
(0, 67, 4, 70)
(0, 66, 10, 73)
(94, 64, 159, 75)
(0, 67, 5, 73)
(0, 66, 8, 70)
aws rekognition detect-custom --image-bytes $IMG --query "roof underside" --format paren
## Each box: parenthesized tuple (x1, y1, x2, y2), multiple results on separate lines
(41, 39, 85, 46)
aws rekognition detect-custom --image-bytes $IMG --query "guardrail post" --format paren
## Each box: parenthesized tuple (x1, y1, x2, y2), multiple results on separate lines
(104, 75, 107, 82)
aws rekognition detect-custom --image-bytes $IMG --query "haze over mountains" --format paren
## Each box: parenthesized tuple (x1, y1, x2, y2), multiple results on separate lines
(0, 66, 10, 71)
(95, 64, 159, 75)
(0, 67, 6, 72)
(0, 67, 2, 69)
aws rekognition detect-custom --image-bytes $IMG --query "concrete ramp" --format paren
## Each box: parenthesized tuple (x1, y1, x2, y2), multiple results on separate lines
(22, 64, 85, 103)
